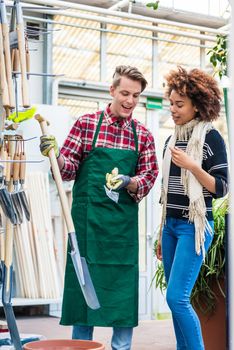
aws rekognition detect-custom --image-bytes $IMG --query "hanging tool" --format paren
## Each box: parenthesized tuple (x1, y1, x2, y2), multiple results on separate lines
(11, 139, 23, 224)
(35, 114, 100, 310)
(0, 9, 10, 110)
(18, 139, 30, 221)
(0, 146, 17, 224)
(0, 0, 15, 109)
(14, 0, 30, 107)
(2, 136, 22, 350)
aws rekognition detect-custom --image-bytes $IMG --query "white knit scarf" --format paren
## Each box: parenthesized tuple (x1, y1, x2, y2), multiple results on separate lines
(161, 119, 213, 257)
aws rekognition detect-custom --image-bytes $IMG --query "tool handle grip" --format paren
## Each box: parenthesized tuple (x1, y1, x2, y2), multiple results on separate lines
(35, 114, 75, 233)
(6, 156, 11, 183)
(13, 153, 20, 181)
(17, 23, 30, 107)
(0, 24, 10, 108)
(19, 152, 26, 181)
(2, 23, 15, 109)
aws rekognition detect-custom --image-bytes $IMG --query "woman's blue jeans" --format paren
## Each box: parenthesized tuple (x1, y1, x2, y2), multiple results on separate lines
(162, 217, 214, 350)
(72, 325, 133, 350)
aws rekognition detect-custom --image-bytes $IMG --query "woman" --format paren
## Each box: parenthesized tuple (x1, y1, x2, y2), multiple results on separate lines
(156, 66, 228, 350)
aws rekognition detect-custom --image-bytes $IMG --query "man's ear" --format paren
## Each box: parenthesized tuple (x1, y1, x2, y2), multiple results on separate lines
(110, 85, 115, 97)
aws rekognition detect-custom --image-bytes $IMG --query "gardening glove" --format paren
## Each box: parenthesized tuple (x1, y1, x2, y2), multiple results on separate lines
(109, 174, 131, 190)
(40, 135, 60, 158)
(7, 105, 37, 123)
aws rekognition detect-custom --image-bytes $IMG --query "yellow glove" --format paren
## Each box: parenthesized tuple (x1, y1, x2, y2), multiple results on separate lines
(40, 135, 59, 158)
(7, 106, 37, 123)
(106, 167, 119, 189)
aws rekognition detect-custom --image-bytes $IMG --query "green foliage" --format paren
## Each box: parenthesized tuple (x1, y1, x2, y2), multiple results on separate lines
(153, 197, 228, 315)
(207, 35, 228, 79)
(146, 1, 160, 11)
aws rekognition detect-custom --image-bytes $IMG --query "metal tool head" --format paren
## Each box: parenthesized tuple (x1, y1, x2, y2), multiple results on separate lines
(11, 192, 23, 224)
(18, 190, 30, 221)
(68, 232, 100, 310)
(0, 189, 17, 224)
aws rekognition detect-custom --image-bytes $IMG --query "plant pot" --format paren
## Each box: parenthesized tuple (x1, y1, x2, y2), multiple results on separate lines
(195, 281, 226, 350)
(23, 339, 105, 350)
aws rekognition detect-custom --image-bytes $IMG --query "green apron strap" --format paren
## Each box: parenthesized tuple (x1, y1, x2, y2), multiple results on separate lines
(131, 120, 138, 153)
(92, 111, 138, 153)
(92, 111, 104, 149)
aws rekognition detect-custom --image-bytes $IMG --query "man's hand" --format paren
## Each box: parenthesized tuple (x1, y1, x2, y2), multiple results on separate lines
(110, 175, 131, 190)
(40, 135, 60, 158)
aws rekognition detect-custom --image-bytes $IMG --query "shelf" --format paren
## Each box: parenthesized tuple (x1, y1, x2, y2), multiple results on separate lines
(0, 298, 62, 307)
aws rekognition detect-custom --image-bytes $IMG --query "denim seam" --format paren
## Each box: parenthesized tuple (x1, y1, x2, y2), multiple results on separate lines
(184, 256, 204, 350)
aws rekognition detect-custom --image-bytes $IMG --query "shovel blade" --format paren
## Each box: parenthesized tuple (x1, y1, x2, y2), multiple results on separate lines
(68, 232, 100, 310)
(0, 189, 17, 225)
(71, 255, 100, 310)
(18, 190, 30, 221)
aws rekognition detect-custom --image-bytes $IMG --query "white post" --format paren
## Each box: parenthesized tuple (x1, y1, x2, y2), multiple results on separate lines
(228, 3, 234, 349)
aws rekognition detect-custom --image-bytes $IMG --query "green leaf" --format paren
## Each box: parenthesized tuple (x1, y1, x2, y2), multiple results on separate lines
(146, 1, 159, 10)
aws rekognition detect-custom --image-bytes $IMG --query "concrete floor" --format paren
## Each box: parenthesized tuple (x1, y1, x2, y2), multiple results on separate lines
(16, 316, 176, 350)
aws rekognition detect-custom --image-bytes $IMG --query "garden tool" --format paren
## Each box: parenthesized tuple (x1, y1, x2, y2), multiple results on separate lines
(14, 0, 30, 107)
(35, 114, 100, 310)
(2, 220, 22, 350)
(18, 143, 30, 221)
(11, 143, 23, 224)
(0, 147, 17, 224)
(0, 0, 15, 109)
(0, 10, 10, 109)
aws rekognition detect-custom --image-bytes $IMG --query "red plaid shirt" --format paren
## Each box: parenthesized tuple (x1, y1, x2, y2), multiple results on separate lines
(60, 105, 158, 202)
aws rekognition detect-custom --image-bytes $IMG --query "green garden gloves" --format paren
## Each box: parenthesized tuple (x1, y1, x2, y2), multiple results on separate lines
(40, 135, 60, 158)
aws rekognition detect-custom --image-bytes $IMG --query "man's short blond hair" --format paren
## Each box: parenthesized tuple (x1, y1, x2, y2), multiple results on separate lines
(112, 65, 148, 92)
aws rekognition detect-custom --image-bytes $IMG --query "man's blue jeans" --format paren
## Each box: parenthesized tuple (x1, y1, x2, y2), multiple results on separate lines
(162, 217, 214, 350)
(72, 325, 133, 350)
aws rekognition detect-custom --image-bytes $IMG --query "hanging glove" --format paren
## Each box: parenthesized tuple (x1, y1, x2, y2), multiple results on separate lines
(7, 105, 37, 123)
(110, 174, 131, 190)
(40, 135, 60, 158)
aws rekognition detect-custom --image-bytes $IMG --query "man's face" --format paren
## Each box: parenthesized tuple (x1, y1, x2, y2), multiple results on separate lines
(109, 76, 142, 118)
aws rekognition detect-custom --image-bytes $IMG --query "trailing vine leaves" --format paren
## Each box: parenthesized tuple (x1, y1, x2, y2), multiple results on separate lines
(146, 1, 160, 11)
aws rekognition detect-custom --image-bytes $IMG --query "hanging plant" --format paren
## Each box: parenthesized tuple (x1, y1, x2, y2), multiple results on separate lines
(207, 34, 227, 79)
(146, 1, 160, 11)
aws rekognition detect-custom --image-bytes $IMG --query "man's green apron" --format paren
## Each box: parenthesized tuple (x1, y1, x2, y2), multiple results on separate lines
(60, 112, 139, 327)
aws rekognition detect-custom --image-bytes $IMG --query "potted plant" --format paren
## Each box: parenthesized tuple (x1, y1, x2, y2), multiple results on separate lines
(153, 196, 228, 350)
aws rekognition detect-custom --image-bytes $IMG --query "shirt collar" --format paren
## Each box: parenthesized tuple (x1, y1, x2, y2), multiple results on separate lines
(104, 104, 132, 128)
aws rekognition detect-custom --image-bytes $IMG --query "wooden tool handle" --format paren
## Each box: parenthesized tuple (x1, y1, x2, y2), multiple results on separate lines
(35, 114, 75, 233)
(19, 151, 26, 182)
(0, 24, 10, 108)
(2, 23, 15, 109)
(5, 156, 11, 184)
(17, 23, 30, 107)
(12, 48, 20, 72)
(13, 152, 20, 182)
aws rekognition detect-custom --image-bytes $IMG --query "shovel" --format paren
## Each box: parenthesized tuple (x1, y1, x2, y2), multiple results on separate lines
(35, 114, 100, 310)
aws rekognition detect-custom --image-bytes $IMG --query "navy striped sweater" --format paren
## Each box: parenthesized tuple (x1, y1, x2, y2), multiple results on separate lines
(163, 128, 228, 221)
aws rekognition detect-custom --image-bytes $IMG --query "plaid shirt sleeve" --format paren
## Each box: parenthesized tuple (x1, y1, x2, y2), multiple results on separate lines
(59, 117, 84, 181)
(129, 128, 158, 203)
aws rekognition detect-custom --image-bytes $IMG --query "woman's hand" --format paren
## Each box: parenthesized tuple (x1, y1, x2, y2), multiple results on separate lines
(170, 146, 196, 171)
(156, 240, 163, 261)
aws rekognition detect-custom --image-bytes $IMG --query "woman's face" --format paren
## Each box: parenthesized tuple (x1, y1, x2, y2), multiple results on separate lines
(169, 89, 197, 125)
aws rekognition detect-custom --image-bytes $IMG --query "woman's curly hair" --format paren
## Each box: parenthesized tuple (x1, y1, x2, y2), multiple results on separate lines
(164, 66, 222, 121)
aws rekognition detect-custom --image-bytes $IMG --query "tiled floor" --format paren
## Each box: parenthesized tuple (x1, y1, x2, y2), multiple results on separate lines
(16, 316, 176, 350)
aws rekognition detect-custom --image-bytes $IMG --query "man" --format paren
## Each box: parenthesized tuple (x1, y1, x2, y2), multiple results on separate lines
(40, 65, 158, 350)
